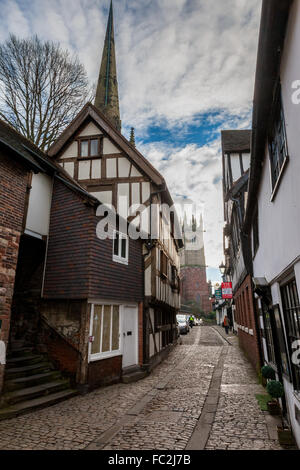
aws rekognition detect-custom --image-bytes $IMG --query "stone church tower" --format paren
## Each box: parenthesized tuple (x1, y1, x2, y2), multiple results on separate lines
(180, 215, 211, 315)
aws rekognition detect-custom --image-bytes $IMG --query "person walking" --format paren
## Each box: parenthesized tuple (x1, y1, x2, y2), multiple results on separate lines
(223, 315, 229, 335)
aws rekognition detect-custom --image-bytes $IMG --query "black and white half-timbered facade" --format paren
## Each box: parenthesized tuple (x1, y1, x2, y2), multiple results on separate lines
(48, 0, 183, 374)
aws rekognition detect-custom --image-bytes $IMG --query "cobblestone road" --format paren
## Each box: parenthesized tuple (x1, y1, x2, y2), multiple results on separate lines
(0, 326, 282, 450)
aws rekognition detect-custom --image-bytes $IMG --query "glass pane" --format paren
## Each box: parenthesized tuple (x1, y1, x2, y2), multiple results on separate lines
(81, 140, 89, 157)
(121, 237, 127, 259)
(112, 306, 120, 351)
(91, 305, 102, 355)
(90, 139, 98, 156)
(114, 232, 119, 256)
(102, 305, 111, 352)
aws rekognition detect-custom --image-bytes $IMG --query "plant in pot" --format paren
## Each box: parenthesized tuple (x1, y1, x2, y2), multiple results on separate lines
(266, 380, 295, 446)
(261, 365, 275, 388)
(261, 367, 280, 414)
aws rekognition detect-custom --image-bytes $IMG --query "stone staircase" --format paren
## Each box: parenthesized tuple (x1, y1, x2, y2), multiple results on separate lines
(0, 341, 78, 420)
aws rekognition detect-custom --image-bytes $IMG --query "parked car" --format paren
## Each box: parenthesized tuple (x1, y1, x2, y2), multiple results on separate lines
(176, 314, 189, 335)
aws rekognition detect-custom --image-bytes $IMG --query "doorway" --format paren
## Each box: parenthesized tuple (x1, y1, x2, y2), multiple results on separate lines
(122, 305, 138, 368)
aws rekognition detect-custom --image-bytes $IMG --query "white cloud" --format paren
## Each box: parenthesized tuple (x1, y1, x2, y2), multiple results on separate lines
(138, 138, 225, 270)
(0, 0, 261, 270)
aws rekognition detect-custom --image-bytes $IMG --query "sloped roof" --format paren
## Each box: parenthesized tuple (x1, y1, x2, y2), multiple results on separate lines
(221, 130, 251, 153)
(48, 102, 165, 187)
(0, 119, 99, 205)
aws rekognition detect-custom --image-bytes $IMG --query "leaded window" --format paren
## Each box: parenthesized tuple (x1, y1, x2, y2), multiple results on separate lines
(268, 86, 288, 191)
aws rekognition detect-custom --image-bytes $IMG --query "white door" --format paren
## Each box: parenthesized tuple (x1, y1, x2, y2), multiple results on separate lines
(122, 305, 138, 368)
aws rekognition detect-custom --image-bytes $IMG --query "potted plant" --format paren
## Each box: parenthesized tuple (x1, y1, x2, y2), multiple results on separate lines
(266, 380, 296, 446)
(261, 367, 280, 413)
(261, 365, 276, 380)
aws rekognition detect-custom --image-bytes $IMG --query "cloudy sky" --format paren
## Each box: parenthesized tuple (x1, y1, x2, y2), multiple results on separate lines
(0, 0, 262, 283)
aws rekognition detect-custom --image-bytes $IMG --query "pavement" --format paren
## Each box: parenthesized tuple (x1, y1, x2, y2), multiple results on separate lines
(0, 326, 284, 450)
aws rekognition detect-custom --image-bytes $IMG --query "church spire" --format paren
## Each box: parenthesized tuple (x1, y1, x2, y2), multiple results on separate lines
(94, 0, 121, 131)
(130, 127, 136, 147)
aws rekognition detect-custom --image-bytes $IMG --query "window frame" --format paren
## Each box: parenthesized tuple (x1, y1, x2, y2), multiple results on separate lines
(113, 230, 129, 265)
(77, 135, 102, 160)
(88, 303, 122, 362)
(160, 250, 168, 280)
(268, 84, 289, 200)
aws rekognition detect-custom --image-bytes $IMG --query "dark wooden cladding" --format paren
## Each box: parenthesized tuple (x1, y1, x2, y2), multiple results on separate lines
(43, 180, 143, 302)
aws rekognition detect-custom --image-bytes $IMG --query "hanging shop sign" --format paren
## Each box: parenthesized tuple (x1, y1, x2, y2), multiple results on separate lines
(215, 288, 222, 300)
(222, 282, 233, 299)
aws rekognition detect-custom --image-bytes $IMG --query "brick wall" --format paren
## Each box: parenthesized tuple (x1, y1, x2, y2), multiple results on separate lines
(234, 274, 261, 372)
(88, 355, 122, 389)
(181, 266, 211, 314)
(39, 325, 79, 378)
(0, 151, 28, 391)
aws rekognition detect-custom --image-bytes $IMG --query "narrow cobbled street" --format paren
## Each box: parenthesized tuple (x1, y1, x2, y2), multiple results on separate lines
(0, 327, 282, 450)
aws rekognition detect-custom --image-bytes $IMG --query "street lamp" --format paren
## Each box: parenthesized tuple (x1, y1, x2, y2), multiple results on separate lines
(219, 262, 226, 276)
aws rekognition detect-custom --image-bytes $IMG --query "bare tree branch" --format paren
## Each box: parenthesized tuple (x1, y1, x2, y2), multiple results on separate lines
(0, 34, 91, 151)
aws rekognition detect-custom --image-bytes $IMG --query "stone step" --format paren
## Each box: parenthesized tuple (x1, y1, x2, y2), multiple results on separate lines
(6, 355, 44, 367)
(5, 362, 53, 379)
(10, 340, 26, 349)
(3, 380, 70, 405)
(8, 347, 34, 358)
(4, 371, 62, 392)
(0, 389, 78, 421)
(122, 369, 147, 384)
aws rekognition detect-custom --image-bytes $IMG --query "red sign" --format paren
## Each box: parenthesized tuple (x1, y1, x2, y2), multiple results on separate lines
(222, 282, 233, 299)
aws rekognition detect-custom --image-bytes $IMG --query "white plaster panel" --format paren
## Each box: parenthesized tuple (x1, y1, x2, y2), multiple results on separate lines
(230, 153, 241, 182)
(106, 158, 117, 178)
(78, 122, 102, 137)
(91, 159, 101, 179)
(242, 153, 250, 171)
(103, 138, 120, 154)
(90, 191, 112, 206)
(145, 266, 151, 296)
(131, 183, 140, 206)
(131, 166, 142, 177)
(142, 182, 150, 203)
(63, 162, 74, 178)
(78, 160, 90, 180)
(26, 173, 53, 236)
(118, 157, 131, 177)
(60, 141, 78, 159)
(118, 183, 129, 218)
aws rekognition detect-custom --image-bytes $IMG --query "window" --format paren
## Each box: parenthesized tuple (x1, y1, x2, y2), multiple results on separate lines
(160, 251, 168, 279)
(261, 300, 276, 366)
(281, 278, 300, 390)
(113, 231, 128, 265)
(90, 304, 121, 360)
(79, 137, 101, 158)
(268, 85, 288, 192)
